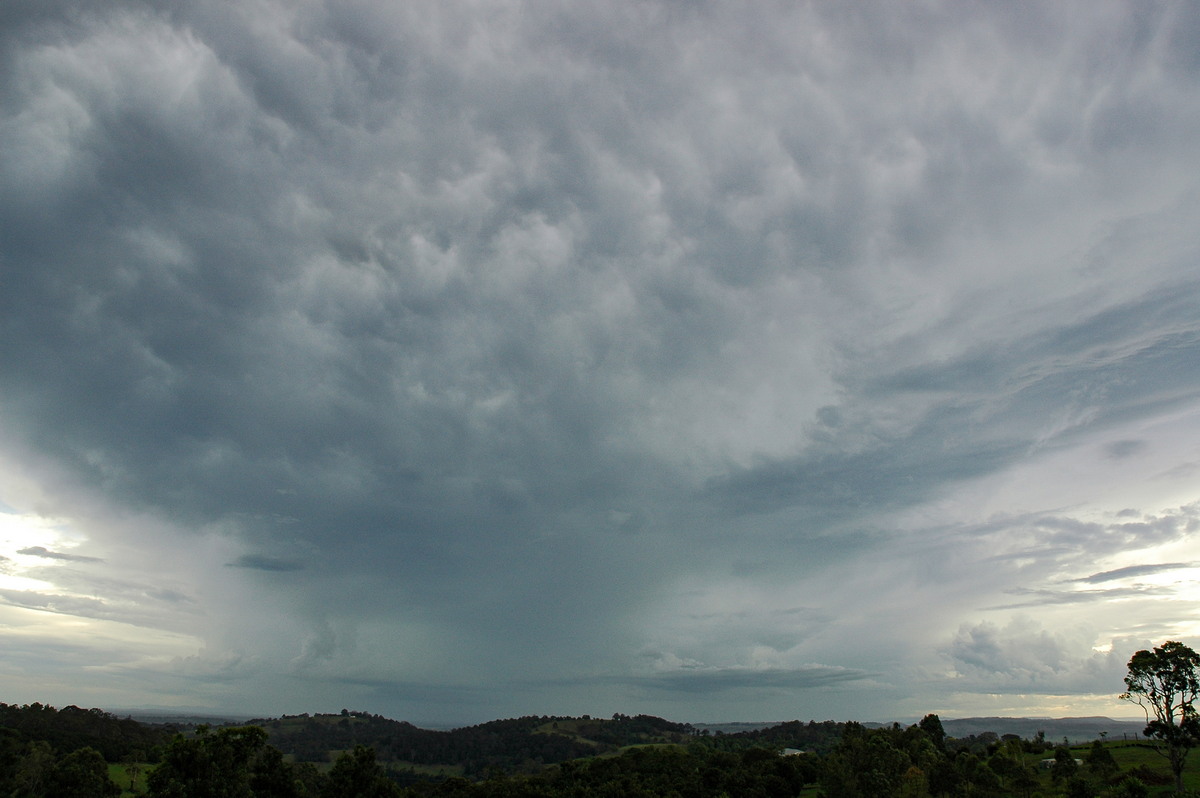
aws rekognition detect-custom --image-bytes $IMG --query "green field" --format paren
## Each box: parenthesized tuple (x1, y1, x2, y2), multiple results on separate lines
(107, 762, 149, 797)
(1028, 740, 1200, 795)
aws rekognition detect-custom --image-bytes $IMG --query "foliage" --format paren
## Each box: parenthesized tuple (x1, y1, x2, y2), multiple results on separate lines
(255, 712, 646, 777)
(11, 740, 56, 797)
(1051, 744, 1079, 783)
(698, 719, 846, 755)
(2, 741, 120, 798)
(1112, 774, 1150, 798)
(1084, 738, 1119, 778)
(323, 745, 401, 797)
(12, 699, 1200, 796)
(1121, 639, 1200, 792)
(148, 725, 280, 798)
(44, 746, 121, 798)
(0, 702, 172, 762)
(919, 713, 947, 752)
(988, 739, 1038, 798)
(820, 722, 911, 797)
(1063, 774, 1097, 798)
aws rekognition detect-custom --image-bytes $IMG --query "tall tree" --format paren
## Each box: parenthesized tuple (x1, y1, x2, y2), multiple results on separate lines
(45, 747, 120, 798)
(11, 741, 55, 798)
(917, 714, 947, 752)
(1084, 739, 1118, 779)
(148, 725, 270, 798)
(322, 745, 400, 798)
(1050, 745, 1078, 784)
(1120, 640, 1200, 792)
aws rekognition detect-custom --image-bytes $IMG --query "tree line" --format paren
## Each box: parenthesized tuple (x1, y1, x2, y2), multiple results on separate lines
(2, 640, 1199, 796)
(0, 709, 1160, 797)
(250, 712, 696, 778)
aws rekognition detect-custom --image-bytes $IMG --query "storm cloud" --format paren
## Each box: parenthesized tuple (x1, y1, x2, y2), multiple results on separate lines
(3, 1, 1200, 724)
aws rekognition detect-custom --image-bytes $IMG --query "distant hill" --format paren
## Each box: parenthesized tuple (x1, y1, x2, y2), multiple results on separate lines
(698, 715, 1147, 744)
(939, 715, 1146, 743)
(0, 702, 175, 760)
(692, 721, 780, 734)
(110, 709, 253, 726)
(0, 699, 1158, 784)
(246, 711, 696, 779)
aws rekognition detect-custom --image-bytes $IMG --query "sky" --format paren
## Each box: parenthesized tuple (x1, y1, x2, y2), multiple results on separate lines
(2, 1, 1200, 728)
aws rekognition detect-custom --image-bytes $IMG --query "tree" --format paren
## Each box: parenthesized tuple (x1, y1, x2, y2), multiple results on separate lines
(121, 752, 145, 792)
(1065, 775, 1098, 798)
(819, 723, 910, 798)
(1084, 739, 1118, 779)
(918, 714, 947, 752)
(148, 725, 271, 798)
(322, 745, 400, 798)
(11, 741, 55, 798)
(0, 728, 26, 796)
(989, 740, 1037, 798)
(951, 750, 1001, 796)
(249, 745, 306, 798)
(45, 746, 120, 798)
(1120, 640, 1200, 792)
(1051, 745, 1078, 784)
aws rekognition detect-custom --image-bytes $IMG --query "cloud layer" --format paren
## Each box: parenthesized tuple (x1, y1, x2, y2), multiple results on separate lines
(3, 1, 1200, 724)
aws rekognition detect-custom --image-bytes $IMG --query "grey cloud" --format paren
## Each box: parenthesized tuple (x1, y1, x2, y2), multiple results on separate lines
(170, 649, 263, 683)
(1156, 461, 1200, 481)
(949, 620, 1064, 676)
(144, 587, 194, 604)
(1080, 563, 1194, 584)
(227, 555, 305, 573)
(985, 585, 1171, 611)
(290, 619, 337, 671)
(19, 566, 198, 612)
(4, 0, 1195, 558)
(945, 619, 1128, 695)
(974, 505, 1200, 558)
(706, 406, 1026, 519)
(590, 666, 872, 696)
(2, 0, 1200, 721)
(0, 584, 194, 632)
(710, 279, 1200, 525)
(16, 546, 102, 563)
(318, 676, 493, 713)
(0, 588, 109, 618)
(675, 606, 828, 654)
(0, 633, 166, 691)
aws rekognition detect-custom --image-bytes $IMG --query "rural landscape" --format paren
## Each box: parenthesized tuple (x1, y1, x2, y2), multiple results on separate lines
(2, 642, 1198, 797)
(5, 4, 1200, 798)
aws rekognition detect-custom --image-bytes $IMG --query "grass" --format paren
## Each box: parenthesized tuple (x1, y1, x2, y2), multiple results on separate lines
(1021, 739, 1200, 795)
(531, 719, 605, 747)
(108, 762, 150, 796)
